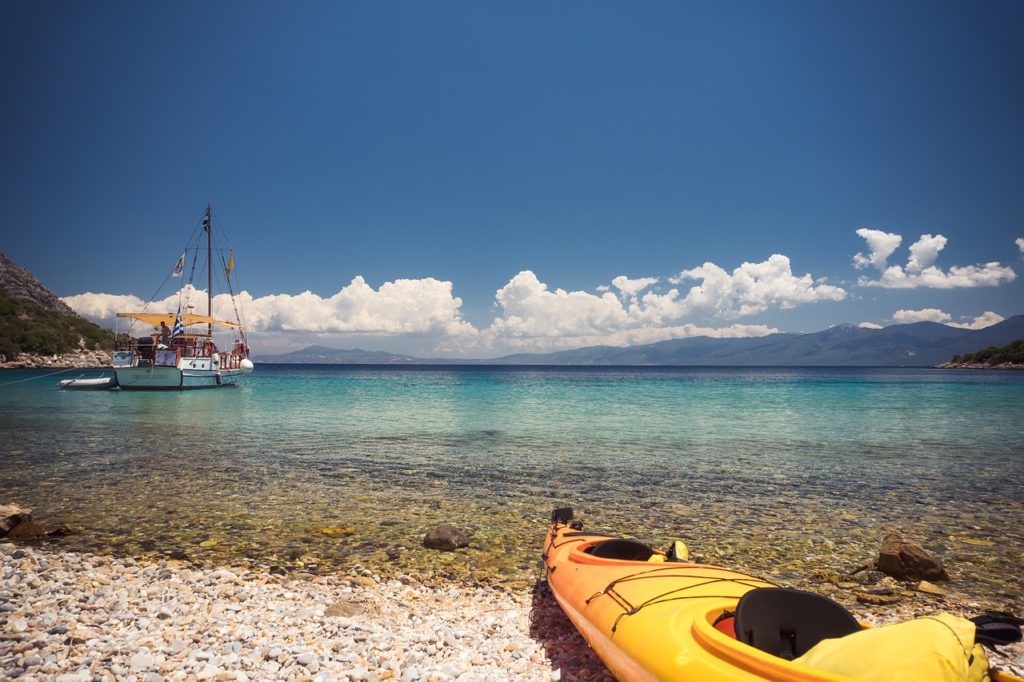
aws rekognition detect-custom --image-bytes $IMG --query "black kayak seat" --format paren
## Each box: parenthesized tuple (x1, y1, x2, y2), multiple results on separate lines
(734, 587, 860, 660)
(584, 538, 656, 561)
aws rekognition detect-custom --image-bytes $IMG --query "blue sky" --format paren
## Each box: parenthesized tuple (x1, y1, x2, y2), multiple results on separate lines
(2, 1, 1022, 356)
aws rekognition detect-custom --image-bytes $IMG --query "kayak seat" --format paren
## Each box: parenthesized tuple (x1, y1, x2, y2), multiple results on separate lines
(734, 587, 860, 660)
(585, 539, 656, 561)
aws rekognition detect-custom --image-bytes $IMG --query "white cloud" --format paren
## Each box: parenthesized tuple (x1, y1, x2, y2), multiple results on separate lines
(857, 322, 883, 330)
(609, 275, 659, 300)
(948, 311, 1004, 330)
(242, 276, 475, 336)
(461, 256, 838, 353)
(65, 278, 476, 339)
(864, 263, 1016, 289)
(62, 292, 147, 320)
(890, 308, 1005, 330)
(453, 316, 778, 355)
(854, 230, 1016, 289)
(852, 228, 902, 270)
(892, 308, 951, 324)
(1016, 237, 1024, 255)
(665, 254, 846, 318)
(905, 234, 946, 273)
(65, 254, 843, 356)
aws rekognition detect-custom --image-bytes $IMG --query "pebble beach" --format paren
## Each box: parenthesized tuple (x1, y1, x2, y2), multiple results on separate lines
(3, 543, 1022, 681)
(0, 543, 609, 682)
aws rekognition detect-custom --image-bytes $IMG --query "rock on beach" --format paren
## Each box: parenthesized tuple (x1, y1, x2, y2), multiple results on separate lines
(875, 533, 949, 581)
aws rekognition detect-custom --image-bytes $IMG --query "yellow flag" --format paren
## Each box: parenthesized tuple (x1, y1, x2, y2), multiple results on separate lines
(225, 252, 235, 281)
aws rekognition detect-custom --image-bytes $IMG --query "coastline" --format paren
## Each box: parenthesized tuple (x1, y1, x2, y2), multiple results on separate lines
(5, 351, 1024, 371)
(3, 544, 1021, 680)
(933, 361, 1024, 370)
(0, 349, 109, 371)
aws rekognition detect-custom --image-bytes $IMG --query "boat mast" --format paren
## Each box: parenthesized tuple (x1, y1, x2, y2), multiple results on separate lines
(206, 203, 213, 339)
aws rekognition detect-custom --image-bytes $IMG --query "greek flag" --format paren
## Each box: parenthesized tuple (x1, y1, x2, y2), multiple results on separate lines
(171, 307, 185, 337)
(171, 251, 185, 277)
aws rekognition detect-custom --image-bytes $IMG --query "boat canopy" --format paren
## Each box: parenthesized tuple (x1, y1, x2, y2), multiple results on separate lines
(116, 312, 242, 328)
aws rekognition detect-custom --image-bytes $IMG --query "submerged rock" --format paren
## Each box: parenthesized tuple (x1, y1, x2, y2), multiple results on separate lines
(1, 504, 71, 539)
(875, 533, 949, 581)
(423, 524, 470, 551)
(856, 591, 903, 606)
(7, 520, 72, 539)
(917, 580, 949, 596)
(852, 569, 889, 586)
(0, 504, 32, 535)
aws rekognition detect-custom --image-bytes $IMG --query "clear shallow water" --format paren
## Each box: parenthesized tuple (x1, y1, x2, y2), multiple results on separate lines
(1, 365, 1022, 607)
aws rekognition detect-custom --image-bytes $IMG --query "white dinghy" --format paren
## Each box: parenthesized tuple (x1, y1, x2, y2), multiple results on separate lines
(58, 376, 118, 390)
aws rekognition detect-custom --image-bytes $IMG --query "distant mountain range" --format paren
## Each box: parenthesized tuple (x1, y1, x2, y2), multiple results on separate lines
(258, 315, 1024, 367)
(260, 345, 427, 365)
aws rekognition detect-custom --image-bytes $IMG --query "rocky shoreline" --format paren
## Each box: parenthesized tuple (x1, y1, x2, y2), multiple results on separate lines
(933, 361, 1024, 370)
(0, 349, 110, 370)
(2, 543, 1021, 681)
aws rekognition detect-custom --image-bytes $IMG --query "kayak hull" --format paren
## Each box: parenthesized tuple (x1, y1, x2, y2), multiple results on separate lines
(544, 521, 1024, 682)
(544, 523, 844, 681)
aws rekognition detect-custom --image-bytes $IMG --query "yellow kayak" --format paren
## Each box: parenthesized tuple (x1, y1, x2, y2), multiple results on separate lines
(543, 508, 1022, 682)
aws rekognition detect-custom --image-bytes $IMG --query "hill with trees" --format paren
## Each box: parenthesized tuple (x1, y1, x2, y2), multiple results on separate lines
(939, 339, 1024, 368)
(0, 252, 112, 362)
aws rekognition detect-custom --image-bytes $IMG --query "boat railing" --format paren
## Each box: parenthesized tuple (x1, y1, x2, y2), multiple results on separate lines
(114, 336, 246, 370)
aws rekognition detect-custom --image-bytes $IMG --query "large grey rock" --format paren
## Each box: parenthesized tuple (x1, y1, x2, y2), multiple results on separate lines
(875, 533, 949, 581)
(422, 524, 470, 551)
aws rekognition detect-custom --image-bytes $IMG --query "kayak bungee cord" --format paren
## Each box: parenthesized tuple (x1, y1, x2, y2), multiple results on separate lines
(545, 520, 779, 635)
(587, 570, 777, 633)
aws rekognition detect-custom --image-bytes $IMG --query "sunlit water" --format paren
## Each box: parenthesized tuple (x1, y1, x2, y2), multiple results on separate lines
(1, 365, 1022, 608)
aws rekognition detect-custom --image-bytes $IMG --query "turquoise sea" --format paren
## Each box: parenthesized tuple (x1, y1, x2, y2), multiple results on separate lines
(1, 365, 1022, 607)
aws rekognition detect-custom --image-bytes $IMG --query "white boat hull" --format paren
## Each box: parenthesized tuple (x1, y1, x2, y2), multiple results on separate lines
(114, 366, 242, 390)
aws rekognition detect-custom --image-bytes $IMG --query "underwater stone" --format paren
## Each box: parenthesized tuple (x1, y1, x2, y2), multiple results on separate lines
(876, 533, 949, 581)
(0, 504, 32, 535)
(423, 525, 470, 552)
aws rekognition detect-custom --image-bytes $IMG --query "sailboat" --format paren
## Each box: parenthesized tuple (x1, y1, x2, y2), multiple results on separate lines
(108, 204, 254, 390)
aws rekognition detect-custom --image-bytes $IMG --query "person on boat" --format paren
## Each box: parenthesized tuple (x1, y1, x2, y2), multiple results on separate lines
(159, 321, 171, 346)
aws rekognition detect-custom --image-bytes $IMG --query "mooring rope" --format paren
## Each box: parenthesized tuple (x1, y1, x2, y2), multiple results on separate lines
(0, 367, 78, 387)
